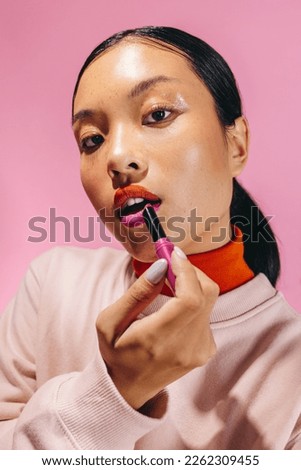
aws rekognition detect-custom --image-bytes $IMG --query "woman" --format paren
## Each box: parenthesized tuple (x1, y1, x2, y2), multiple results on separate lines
(0, 26, 300, 450)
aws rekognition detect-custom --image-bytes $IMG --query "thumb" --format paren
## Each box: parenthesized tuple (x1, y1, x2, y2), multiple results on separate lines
(97, 258, 168, 344)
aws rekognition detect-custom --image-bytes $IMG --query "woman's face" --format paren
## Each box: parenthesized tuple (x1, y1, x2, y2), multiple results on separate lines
(73, 38, 247, 261)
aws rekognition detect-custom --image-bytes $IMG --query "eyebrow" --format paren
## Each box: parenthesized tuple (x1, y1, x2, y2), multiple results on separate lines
(72, 109, 95, 126)
(72, 75, 177, 126)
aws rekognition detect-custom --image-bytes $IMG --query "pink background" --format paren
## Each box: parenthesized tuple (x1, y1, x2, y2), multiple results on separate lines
(1, 0, 300, 313)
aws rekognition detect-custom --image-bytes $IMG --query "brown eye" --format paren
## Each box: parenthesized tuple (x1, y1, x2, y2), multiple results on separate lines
(144, 109, 172, 124)
(151, 110, 167, 121)
(81, 134, 104, 152)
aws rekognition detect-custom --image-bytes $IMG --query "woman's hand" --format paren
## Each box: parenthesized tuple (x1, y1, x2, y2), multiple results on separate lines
(96, 247, 219, 410)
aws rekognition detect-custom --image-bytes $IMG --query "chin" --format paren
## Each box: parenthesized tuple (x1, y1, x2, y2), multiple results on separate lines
(126, 241, 158, 263)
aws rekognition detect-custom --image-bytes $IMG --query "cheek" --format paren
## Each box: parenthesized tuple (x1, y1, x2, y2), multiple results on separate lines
(168, 133, 229, 185)
(80, 165, 96, 203)
(167, 116, 228, 172)
(161, 127, 232, 215)
(80, 160, 111, 211)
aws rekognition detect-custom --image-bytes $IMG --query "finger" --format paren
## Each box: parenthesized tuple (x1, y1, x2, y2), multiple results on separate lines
(97, 258, 168, 344)
(172, 247, 220, 299)
(141, 247, 219, 331)
(171, 247, 202, 299)
(193, 266, 220, 299)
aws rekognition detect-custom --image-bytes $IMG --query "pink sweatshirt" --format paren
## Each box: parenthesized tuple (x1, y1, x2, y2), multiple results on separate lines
(0, 246, 301, 450)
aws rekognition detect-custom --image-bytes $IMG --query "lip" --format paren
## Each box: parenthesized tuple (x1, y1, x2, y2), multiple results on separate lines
(120, 202, 161, 227)
(114, 184, 161, 227)
(114, 184, 160, 209)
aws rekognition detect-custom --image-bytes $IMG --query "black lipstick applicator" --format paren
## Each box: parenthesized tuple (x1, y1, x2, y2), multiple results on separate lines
(143, 205, 176, 294)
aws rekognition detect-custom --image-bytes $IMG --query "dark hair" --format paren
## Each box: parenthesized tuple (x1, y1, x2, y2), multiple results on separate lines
(73, 26, 280, 286)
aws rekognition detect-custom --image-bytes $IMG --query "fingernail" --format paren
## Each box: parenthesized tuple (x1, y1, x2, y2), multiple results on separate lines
(145, 259, 168, 284)
(174, 246, 187, 259)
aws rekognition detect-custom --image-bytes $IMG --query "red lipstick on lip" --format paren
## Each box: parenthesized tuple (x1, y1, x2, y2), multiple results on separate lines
(114, 184, 160, 210)
(143, 204, 176, 295)
(114, 185, 161, 227)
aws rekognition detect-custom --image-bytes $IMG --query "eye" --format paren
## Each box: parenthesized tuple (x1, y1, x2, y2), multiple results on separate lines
(143, 108, 172, 124)
(80, 134, 104, 153)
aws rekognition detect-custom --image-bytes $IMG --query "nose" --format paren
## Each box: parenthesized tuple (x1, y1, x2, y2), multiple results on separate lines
(108, 158, 148, 188)
(107, 127, 148, 188)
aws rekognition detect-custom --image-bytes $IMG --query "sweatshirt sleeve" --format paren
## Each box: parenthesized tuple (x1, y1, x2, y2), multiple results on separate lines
(0, 250, 168, 450)
(287, 437, 301, 450)
(285, 416, 301, 450)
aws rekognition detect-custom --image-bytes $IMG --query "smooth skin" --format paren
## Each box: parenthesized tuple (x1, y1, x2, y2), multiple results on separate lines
(72, 38, 249, 411)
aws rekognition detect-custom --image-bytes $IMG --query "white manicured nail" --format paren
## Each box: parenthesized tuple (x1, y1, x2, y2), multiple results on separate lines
(174, 246, 187, 259)
(145, 259, 168, 284)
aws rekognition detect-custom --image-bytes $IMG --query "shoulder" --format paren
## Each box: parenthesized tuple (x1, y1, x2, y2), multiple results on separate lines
(30, 244, 130, 268)
(251, 274, 301, 339)
(250, 277, 301, 366)
(213, 273, 301, 349)
(272, 288, 301, 338)
(28, 245, 131, 287)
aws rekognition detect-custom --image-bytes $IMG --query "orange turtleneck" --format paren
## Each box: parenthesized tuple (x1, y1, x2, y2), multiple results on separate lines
(132, 225, 255, 296)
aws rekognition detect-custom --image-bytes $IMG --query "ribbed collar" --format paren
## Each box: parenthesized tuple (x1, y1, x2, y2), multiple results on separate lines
(133, 273, 278, 325)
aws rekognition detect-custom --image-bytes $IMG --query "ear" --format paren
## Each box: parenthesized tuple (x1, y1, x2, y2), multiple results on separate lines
(226, 116, 249, 177)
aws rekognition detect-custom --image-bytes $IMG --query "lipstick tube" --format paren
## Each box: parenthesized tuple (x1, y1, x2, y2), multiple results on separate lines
(143, 205, 176, 294)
